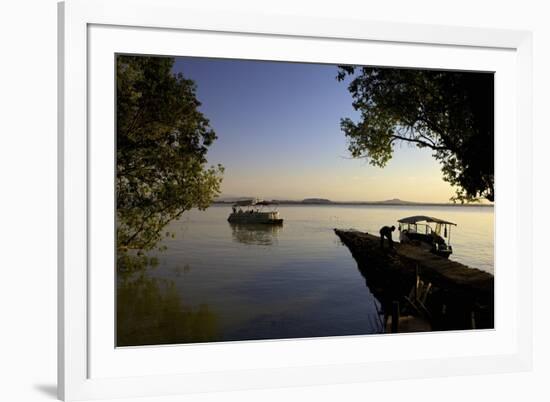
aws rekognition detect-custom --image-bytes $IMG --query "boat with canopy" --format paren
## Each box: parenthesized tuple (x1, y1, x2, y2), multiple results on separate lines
(397, 215, 457, 258)
(227, 199, 283, 225)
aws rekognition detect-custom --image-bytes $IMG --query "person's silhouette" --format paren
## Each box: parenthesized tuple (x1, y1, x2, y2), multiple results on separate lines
(379, 225, 396, 249)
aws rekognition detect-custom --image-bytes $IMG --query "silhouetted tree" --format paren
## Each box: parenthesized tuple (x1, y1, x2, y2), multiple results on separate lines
(117, 55, 223, 258)
(337, 67, 494, 202)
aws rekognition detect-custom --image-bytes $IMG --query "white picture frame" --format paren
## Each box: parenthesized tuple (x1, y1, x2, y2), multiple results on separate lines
(58, 0, 533, 400)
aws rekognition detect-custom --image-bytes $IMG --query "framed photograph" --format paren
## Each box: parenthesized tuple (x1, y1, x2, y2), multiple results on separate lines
(58, 0, 533, 400)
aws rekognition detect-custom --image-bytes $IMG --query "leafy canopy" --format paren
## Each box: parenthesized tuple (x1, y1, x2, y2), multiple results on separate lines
(117, 55, 223, 255)
(337, 67, 494, 202)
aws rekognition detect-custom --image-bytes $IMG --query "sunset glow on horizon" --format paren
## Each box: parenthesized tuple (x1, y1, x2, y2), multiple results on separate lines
(173, 57, 461, 203)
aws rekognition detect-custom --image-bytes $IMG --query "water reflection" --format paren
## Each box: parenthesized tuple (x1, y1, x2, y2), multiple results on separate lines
(116, 205, 492, 345)
(117, 272, 218, 346)
(173, 263, 192, 277)
(229, 223, 282, 246)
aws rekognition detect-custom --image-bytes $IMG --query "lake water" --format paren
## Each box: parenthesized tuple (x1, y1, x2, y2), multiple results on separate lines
(117, 204, 494, 346)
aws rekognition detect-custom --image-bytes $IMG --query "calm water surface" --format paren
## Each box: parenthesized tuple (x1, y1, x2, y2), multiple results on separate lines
(117, 205, 493, 346)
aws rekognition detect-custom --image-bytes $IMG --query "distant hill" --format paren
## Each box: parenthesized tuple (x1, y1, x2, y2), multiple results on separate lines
(376, 198, 415, 205)
(215, 195, 256, 203)
(302, 198, 331, 204)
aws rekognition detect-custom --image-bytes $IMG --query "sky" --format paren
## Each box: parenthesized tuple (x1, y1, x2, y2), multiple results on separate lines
(172, 57, 457, 203)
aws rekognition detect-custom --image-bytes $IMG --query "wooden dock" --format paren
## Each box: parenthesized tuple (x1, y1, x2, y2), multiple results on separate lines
(334, 229, 494, 332)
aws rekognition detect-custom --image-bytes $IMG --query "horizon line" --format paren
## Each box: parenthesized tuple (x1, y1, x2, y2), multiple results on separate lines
(214, 196, 494, 206)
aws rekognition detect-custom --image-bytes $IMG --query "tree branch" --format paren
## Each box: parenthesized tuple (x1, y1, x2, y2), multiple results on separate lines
(389, 134, 449, 151)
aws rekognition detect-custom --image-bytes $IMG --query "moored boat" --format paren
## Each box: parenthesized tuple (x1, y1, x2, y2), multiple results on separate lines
(398, 215, 456, 258)
(227, 200, 283, 224)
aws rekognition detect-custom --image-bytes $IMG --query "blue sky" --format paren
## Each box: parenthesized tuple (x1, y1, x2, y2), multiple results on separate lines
(172, 57, 456, 202)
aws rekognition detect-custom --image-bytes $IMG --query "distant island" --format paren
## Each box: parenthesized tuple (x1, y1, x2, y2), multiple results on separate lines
(301, 198, 332, 204)
(214, 197, 493, 207)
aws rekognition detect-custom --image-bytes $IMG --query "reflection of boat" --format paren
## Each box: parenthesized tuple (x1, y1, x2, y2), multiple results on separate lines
(398, 215, 456, 258)
(227, 199, 283, 224)
(229, 223, 281, 245)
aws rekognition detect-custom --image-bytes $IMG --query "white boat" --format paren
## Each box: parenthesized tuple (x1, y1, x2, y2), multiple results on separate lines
(397, 215, 456, 258)
(227, 200, 283, 225)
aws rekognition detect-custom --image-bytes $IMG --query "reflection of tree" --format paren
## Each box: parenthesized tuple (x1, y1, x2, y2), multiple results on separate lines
(229, 223, 281, 246)
(117, 273, 218, 346)
(116, 55, 223, 272)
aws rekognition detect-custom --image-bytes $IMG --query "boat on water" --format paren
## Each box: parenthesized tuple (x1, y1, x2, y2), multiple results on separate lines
(397, 215, 456, 258)
(227, 199, 283, 225)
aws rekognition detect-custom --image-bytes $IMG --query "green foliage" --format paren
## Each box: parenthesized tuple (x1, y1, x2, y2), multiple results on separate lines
(337, 67, 494, 202)
(116, 55, 224, 264)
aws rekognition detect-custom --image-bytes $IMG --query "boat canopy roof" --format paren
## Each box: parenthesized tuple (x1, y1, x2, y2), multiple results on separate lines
(398, 215, 457, 226)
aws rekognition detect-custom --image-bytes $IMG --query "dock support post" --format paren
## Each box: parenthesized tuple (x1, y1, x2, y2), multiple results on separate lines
(415, 264, 420, 301)
(391, 301, 400, 333)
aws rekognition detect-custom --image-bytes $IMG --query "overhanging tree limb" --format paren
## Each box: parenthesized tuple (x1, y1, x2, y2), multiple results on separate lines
(338, 66, 494, 202)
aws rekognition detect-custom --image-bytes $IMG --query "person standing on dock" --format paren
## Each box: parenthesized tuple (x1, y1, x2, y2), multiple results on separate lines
(379, 225, 396, 249)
